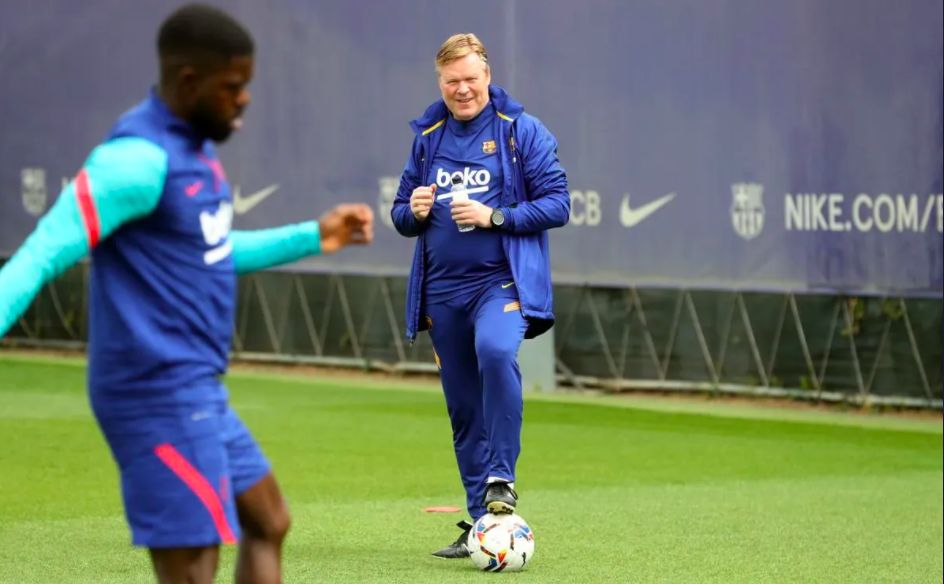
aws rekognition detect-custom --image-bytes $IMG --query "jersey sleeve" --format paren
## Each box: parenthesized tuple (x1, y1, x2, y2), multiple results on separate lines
(0, 137, 167, 337)
(229, 221, 321, 274)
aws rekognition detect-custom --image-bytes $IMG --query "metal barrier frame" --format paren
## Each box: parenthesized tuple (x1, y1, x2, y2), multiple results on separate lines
(4, 264, 941, 409)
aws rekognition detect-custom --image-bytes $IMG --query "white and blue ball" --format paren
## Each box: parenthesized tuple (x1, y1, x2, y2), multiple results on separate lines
(467, 513, 535, 572)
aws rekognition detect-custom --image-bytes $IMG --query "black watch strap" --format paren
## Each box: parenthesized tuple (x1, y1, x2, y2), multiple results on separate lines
(490, 207, 505, 228)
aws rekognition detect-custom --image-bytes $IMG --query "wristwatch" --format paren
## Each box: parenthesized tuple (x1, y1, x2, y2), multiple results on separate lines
(490, 207, 506, 228)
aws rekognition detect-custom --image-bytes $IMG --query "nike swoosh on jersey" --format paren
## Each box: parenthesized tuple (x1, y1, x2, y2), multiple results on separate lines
(185, 180, 203, 197)
(620, 192, 676, 228)
(233, 184, 279, 215)
(501, 282, 515, 289)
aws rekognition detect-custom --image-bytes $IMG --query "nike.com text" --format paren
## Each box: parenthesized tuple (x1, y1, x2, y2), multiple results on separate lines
(786, 193, 943, 233)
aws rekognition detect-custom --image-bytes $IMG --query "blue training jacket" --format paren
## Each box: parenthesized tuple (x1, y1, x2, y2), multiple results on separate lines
(391, 86, 570, 341)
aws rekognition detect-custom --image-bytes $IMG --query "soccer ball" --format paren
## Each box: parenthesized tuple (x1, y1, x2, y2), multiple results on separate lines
(467, 513, 535, 572)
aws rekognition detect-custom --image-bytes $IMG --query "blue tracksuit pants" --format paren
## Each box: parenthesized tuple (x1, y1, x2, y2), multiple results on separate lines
(426, 281, 528, 520)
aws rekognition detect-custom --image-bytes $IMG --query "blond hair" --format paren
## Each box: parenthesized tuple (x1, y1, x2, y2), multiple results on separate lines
(435, 33, 488, 71)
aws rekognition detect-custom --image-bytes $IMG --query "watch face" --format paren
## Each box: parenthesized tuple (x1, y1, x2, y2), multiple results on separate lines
(492, 209, 505, 226)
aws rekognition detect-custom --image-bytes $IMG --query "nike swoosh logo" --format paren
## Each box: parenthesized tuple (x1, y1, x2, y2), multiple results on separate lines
(233, 184, 279, 215)
(620, 192, 676, 228)
(501, 282, 515, 289)
(185, 180, 203, 197)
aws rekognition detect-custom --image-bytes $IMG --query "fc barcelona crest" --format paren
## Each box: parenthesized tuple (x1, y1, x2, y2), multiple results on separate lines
(377, 176, 399, 230)
(730, 182, 764, 240)
(21, 167, 48, 217)
(482, 140, 496, 154)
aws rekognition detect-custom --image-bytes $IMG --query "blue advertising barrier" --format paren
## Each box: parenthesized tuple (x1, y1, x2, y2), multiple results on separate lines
(1, 0, 940, 297)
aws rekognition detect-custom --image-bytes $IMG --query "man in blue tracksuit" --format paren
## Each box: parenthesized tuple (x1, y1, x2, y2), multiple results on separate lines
(390, 33, 570, 558)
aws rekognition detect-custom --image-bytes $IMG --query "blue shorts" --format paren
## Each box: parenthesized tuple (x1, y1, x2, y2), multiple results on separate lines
(96, 401, 270, 548)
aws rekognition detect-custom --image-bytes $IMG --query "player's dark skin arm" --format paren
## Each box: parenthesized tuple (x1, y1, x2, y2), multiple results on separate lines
(319, 203, 374, 253)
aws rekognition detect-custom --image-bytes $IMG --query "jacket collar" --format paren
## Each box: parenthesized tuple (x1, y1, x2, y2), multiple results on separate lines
(409, 85, 524, 136)
(147, 87, 204, 144)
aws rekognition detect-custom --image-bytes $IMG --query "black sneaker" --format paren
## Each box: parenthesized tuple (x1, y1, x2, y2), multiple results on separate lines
(484, 482, 518, 515)
(431, 520, 472, 559)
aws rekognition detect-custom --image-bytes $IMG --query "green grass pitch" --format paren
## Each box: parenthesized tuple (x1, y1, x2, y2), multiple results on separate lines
(0, 353, 940, 583)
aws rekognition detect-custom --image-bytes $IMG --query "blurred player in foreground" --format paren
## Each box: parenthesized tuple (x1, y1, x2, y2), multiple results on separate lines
(0, 4, 373, 582)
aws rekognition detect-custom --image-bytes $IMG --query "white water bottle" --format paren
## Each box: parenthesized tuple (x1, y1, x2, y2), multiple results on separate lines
(450, 175, 475, 232)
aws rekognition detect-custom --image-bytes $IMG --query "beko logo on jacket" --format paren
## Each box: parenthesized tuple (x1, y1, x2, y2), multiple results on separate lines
(436, 167, 491, 188)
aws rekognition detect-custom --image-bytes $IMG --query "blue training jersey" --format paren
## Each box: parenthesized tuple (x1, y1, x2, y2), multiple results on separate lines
(0, 90, 323, 417)
(88, 93, 238, 413)
(424, 103, 512, 303)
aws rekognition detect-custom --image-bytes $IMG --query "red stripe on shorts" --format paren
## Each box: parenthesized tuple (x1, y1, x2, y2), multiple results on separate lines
(74, 169, 101, 247)
(154, 443, 237, 544)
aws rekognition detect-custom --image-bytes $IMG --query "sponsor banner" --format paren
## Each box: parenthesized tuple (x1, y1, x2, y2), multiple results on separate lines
(1, 0, 941, 296)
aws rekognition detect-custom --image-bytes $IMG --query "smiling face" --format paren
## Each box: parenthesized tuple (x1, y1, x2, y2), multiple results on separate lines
(438, 52, 491, 121)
